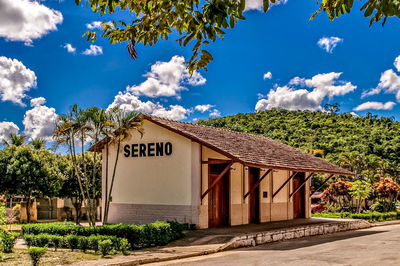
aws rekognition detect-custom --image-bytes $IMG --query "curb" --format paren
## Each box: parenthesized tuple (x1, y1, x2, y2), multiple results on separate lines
(100, 220, 371, 266)
(370, 220, 400, 227)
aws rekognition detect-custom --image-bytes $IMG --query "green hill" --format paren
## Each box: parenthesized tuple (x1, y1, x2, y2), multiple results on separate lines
(197, 109, 400, 164)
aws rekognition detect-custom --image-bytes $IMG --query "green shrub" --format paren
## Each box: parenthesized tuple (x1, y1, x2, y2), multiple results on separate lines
(88, 235, 99, 252)
(119, 238, 131, 256)
(28, 247, 47, 266)
(313, 211, 400, 221)
(0, 229, 16, 253)
(99, 239, 113, 257)
(66, 235, 79, 251)
(21, 221, 184, 249)
(24, 234, 33, 247)
(78, 236, 89, 252)
(49, 235, 63, 251)
(24, 233, 127, 253)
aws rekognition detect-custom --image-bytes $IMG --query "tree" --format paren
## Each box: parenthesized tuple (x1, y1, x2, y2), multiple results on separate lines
(53, 105, 99, 226)
(322, 179, 352, 210)
(348, 180, 372, 213)
(53, 105, 142, 225)
(2, 134, 26, 147)
(0, 146, 62, 223)
(103, 108, 143, 224)
(57, 153, 101, 224)
(31, 139, 46, 150)
(324, 103, 340, 115)
(312, 0, 400, 26)
(374, 177, 399, 212)
(77, 0, 400, 72)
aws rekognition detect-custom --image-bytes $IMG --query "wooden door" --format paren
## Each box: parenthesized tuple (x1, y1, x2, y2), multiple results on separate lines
(293, 172, 305, 219)
(208, 164, 230, 228)
(249, 167, 260, 224)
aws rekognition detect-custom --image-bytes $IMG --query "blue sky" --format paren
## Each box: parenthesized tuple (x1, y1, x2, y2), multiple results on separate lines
(1, 0, 400, 142)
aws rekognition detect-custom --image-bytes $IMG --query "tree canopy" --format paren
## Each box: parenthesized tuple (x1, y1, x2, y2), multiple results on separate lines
(197, 109, 400, 166)
(77, 0, 400, 72)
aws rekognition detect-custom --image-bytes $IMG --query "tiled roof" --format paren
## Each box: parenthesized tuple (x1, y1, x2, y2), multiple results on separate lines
(90, 114, 353, 176)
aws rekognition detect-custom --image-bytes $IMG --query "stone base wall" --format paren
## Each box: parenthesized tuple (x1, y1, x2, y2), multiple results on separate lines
(225, 220, 371, 249)
(107, 203, 197, 225)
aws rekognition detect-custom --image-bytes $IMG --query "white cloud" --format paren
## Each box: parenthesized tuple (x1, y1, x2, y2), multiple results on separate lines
(86, 21, 113, 30)
(108, 92, 191, 120)
(210, 109, 221, 117)
(0, 122, 19, 144)
(245, 0, 288, 11)
(127, 55, 206, 98)
(0, 56, 37, 106)
(354, 101, 396, 111)
(361, 87, 382, 98)
(30, 96, 46, 107)
(23, 97, 57, 140)
(375, 69, 400, 101)
(263, 72, 272, 80)
(350, 112, 360, 117)
(195, 104, 214, 113)
(0, 0, 63, 45)
(86, 21, 102, 30)
(362, 56, 400, 100)
(82, 45, 103, 56)
(63, 43, 76, 53)
(255, 72, 356, 111)
(152, 105, 190, 121)
(317, 37, 343, 53)
(395, 55, 400, 72)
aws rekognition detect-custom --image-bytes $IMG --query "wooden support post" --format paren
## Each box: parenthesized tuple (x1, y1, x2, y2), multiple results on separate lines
(272, 171, 299, 199)
(289, 172, 314, 198)
(310, 174, 334, 196)
(243, 169, 272, 200)
(201, 162, 233, 200)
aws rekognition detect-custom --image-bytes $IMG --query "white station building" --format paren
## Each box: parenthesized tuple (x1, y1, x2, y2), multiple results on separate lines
(90, 114, 352, 228)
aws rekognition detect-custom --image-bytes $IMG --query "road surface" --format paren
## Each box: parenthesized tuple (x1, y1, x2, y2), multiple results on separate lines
(150, 224, 400, 266)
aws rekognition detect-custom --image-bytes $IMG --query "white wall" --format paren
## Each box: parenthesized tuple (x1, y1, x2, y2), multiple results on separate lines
(103, 120, 193, 206)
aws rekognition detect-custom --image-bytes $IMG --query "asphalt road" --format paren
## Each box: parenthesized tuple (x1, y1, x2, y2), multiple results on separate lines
(150, 224, 400, 266)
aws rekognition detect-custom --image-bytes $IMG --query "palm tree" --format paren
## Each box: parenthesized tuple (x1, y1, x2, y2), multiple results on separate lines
(3, 133, 26, 147)
(103, 108, 143, 224)
(31, 138, 46, 150)
(53, 105, 98, 226)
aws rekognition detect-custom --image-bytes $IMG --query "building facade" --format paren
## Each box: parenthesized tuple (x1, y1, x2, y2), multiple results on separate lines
(91, 114, 352, 229)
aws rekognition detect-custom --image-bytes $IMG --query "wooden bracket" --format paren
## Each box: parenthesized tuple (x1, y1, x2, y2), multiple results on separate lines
(272, 171, 299, 199)
(243, 169, 272, 200)
(201, 162, 233, 200)
(310, 174, 334, 196)
(201, 159, 232, 164)
(289, 172, 314, 198)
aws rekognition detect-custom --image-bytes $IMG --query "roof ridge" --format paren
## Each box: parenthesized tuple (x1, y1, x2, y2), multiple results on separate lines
(145, 113, 281, 142)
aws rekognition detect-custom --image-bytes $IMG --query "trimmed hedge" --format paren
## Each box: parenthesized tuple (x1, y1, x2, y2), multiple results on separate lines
(22, 221, 184, 249)
(313, 211, 400, 221)
(0, 229, 18, 253)
(24, 233, 127, 252)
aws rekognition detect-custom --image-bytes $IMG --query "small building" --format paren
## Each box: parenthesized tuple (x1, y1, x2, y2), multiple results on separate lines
(90, 114, 353, 228)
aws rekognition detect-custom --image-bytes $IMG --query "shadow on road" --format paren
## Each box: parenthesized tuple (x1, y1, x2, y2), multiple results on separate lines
(243, 229, 387, 251)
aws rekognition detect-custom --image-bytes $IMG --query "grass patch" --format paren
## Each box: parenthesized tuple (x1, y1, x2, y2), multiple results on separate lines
(2, 249, 100, 265)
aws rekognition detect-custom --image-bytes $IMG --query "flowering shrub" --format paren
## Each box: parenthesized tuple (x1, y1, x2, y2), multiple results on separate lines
(322, 179, 352, 210)
(374, 177, 399, 212)
(374, 177, 399, 199)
